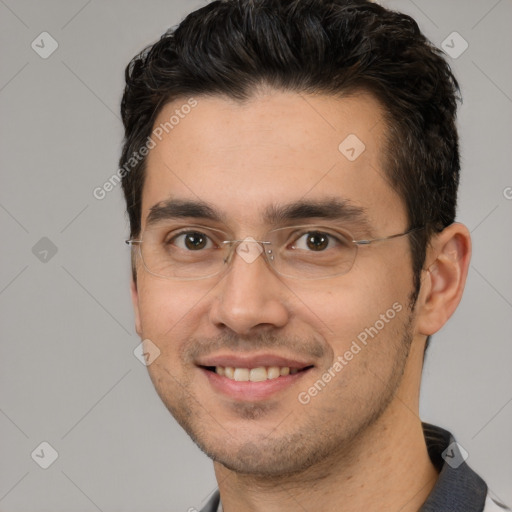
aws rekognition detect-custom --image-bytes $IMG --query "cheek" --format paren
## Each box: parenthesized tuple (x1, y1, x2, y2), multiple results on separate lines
(136, 282, 207, 391)
(305, 257, 413, 353)
(136, 279, 206, 346)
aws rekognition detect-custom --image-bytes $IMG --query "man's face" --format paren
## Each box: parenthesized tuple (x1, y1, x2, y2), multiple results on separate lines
(131, 90, 422, 475)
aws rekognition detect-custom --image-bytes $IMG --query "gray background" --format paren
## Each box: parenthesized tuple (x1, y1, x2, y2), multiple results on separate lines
(0, 0, 511, 510)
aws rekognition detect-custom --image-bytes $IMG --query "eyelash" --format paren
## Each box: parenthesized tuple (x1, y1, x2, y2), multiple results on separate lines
(165, 228, 347, 251)
(170, 230, 216, 248)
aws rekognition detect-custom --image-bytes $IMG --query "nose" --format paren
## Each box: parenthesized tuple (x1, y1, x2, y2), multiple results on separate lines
(208, 241, 290, 336)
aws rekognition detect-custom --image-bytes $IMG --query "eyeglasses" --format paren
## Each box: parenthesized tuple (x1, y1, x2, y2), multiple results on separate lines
(125, 223, 423, 281)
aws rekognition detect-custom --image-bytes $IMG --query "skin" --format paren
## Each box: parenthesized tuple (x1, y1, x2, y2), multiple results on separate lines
(130, 89, 471, 511)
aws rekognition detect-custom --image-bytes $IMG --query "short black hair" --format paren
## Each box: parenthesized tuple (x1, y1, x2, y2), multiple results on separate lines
(120, 0, 461, 307)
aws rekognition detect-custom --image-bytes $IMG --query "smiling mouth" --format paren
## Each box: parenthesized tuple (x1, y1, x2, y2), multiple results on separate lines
(201, 365, 313, 382)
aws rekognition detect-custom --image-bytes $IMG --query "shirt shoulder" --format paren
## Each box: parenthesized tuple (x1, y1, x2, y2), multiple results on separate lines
(484, 495, 511, 511)
(420, 423, 510, 512)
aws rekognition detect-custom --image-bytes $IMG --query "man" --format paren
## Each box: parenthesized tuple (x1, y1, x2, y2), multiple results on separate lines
(119, 0, 509, 510)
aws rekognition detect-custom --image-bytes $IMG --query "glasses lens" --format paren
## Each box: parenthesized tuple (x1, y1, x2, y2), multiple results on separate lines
(136, 224, 357, 280)
(268, 225, 357, 279)
(140, 225, 227, 279)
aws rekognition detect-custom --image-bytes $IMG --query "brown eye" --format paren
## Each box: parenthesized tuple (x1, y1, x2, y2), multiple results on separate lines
(171, 231, 212, 250)
(305, 232, 329, 251)
(185, 232, 208, 250)
(290, 230, 350, 255)
(292, 231, 333, 252)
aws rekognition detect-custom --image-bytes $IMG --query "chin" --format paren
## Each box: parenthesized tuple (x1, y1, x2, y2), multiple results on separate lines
(187, 426, 338, 478)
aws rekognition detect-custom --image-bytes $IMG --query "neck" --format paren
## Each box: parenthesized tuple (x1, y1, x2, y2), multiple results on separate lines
(214, 344, 438, 512)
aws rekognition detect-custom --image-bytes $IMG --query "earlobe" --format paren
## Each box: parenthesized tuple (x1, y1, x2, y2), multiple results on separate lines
(416, 223, 471, 336)
(130, 278, 142, 336)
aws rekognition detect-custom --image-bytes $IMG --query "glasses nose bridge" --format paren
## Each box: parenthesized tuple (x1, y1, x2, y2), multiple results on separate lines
(223, 236, 274, 268)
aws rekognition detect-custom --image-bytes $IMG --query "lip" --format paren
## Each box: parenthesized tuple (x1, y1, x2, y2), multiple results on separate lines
(201, 366, 312, 401)
(196, 353, 313, 369)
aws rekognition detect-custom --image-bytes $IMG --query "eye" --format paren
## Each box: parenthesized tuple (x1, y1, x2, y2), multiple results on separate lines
(170, 231, 214, 251)
(291, 231, 338, 252)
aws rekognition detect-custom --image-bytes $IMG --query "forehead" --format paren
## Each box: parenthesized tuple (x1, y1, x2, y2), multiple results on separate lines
(141, 90, 407, 233)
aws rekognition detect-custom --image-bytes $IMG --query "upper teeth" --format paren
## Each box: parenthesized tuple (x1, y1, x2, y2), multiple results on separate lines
(216, 366, 299, 382)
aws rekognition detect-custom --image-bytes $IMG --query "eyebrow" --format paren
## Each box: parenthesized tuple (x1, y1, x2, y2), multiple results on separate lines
(145, 197, 372, 232)
(146, 199, 225, 227)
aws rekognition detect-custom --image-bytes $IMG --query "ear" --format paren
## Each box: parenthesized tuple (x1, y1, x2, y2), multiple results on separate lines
(415, 223, 471, 336)
(131, 277, 142, 337)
